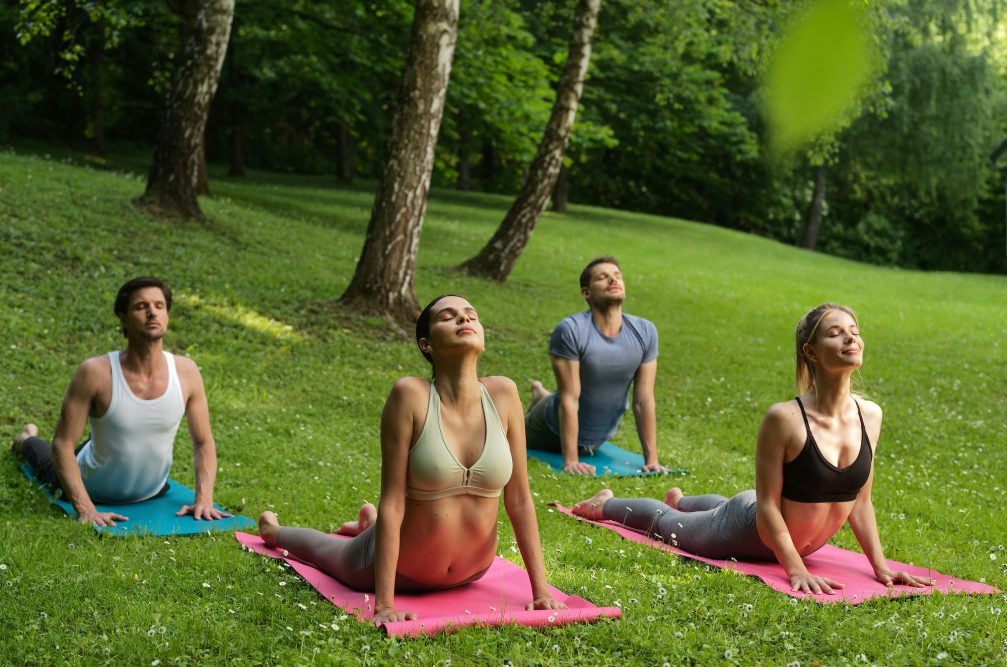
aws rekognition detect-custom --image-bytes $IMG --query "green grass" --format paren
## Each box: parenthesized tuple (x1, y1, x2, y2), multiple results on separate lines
(1, 145, 1005, 666)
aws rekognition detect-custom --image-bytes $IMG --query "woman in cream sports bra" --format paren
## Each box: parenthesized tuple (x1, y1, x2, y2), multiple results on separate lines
(258, 295, 564, 624)
(573, 304, 935, 595)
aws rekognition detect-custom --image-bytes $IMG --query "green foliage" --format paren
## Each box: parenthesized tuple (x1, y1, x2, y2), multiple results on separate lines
(2, 0, 1006, 272)
(805, 0, 1007, 271)
(818, 211, 906, 266)
(212, 1, 411, 177)
(436, 0, 553, 189)
(1, 147, 1006, 665)
(434, 0, 616, 192)
(763, 0, 881, 156)
(569, 0, 767, 224)
(16, 0, 146, 87)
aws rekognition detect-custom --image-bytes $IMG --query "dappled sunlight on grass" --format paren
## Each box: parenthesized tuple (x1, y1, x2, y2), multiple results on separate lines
(175, 293, 305, 343)
(2, 149, 1005, 665)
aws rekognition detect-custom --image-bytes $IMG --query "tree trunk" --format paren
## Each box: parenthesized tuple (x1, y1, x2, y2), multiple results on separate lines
(184, 0, 211, 196)
(137, 0, 232, 218)
(335, 122, 354, 184)
(339, 0, 459, 329)
(458, 0, 601, 281)
(456, 117, 470, 191)
(800, 164, 828, 250)
(552, 163, 569, 212)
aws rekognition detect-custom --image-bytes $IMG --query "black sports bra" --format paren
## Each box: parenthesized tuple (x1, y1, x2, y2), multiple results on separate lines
(781, 397, 873, 503)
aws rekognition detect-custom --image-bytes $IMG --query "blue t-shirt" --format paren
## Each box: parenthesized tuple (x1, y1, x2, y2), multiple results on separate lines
(544, 311, 659, 447)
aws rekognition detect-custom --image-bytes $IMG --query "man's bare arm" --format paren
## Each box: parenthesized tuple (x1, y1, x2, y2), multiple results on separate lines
(632, 360, 666, 471)
(551, 356, 594, 475)
(51, 359, 128, 526)
(175, 357, 230, 520)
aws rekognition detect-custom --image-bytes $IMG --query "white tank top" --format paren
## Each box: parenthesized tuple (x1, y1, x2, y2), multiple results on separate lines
(77, 351, 185, 502)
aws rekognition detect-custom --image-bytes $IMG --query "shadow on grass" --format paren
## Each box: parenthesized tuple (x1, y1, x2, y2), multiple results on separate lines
(296, 299, 406, 340)
(210, 177, 375, 235)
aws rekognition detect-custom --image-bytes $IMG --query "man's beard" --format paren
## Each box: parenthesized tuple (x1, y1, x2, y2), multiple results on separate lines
(592, 292, 625, 310)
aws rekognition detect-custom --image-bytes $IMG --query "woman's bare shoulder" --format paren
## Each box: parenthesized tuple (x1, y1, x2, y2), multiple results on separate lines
(855, 397, 883, 420)
(479, 375, 517, 393)
(763, 399, 802, 423)
(386, 376, 431, 406)
(758, 399, 807, 439)
(854, 397, 883, 438)
(479, 376, 521, 409)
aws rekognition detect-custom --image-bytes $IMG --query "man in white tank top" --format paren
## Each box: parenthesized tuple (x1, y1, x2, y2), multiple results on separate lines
(12, 277, 231, 527)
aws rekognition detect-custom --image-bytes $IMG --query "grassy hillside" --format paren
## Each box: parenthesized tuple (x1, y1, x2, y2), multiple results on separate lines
(0, 147, 1004, 665)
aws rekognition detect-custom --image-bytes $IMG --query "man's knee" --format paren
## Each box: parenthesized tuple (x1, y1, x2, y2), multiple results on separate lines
(524, 416, 560, 452)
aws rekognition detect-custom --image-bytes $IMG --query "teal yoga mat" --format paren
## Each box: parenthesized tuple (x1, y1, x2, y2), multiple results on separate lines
(21, 463, 254, 536)
(526, 442, 688, 476)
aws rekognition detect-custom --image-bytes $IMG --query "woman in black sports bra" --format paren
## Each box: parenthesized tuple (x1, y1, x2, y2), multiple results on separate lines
(573, 303, 934, 595)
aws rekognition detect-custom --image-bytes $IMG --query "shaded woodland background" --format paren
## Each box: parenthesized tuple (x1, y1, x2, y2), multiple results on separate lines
(4, 0, 1007, 274)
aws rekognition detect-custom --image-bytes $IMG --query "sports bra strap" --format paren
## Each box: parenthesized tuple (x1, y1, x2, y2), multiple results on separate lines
(853, 399, 865, 425)
(794, 396, 813, 434)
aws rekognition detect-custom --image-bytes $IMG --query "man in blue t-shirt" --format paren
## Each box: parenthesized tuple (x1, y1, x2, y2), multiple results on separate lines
(525, 256, 669, 475)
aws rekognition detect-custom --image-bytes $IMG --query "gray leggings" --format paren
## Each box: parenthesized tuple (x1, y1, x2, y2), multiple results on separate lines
(602, 490, 775, 561)
(274, 524, 490, 592)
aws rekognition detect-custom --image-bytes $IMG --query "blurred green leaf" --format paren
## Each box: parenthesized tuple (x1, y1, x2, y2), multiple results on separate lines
(764, 0, 877, 153)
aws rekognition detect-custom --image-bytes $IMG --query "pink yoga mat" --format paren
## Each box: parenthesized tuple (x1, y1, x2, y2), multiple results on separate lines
(235, 532, 619, 636)
(553, 505, 1001, 604)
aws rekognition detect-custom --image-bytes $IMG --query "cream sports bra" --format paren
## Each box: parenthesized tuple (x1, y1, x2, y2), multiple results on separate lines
(405, 382, 513, 501)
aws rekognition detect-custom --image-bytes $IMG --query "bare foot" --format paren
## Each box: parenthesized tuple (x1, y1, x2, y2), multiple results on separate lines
(11, 423, 38, 455)
(530, 380, 550, 405)
(337, 502, 377, 536)
(571, 489, 614, 520)
(663, 487, 684, 509)
(258, 511, 281, 547)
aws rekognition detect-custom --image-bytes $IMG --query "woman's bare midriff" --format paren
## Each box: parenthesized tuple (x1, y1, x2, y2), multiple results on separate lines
(779, 498, 856, 556)
(395, 495, 499, 586)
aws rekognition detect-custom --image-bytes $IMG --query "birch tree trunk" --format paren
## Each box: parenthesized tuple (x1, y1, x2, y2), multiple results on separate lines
(800, 164, 828, 250)
(458, 0, 601, 281)
(137, 0, 233, 219)
(184, 0, 211, 196)
(340, 0, 459, 328)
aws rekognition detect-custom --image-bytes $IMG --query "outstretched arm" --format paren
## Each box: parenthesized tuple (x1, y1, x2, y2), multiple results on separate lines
(51, 360, 128, 527)
(846, 404, 933, 588)
(632, 360, 666, 472)
(847, 481, 931, 588)
(495, 378, 565, 610)
(755, 404, 842, 594)
(372, 379, 420, 626)
(552, 356, 594, 475)
(176, 358, 230, 520)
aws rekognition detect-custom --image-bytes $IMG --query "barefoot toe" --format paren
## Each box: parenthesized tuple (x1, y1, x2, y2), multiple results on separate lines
(663, 487, 684, 509)
(572, 489, 613, 520)
(258, 511, 281, 546)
